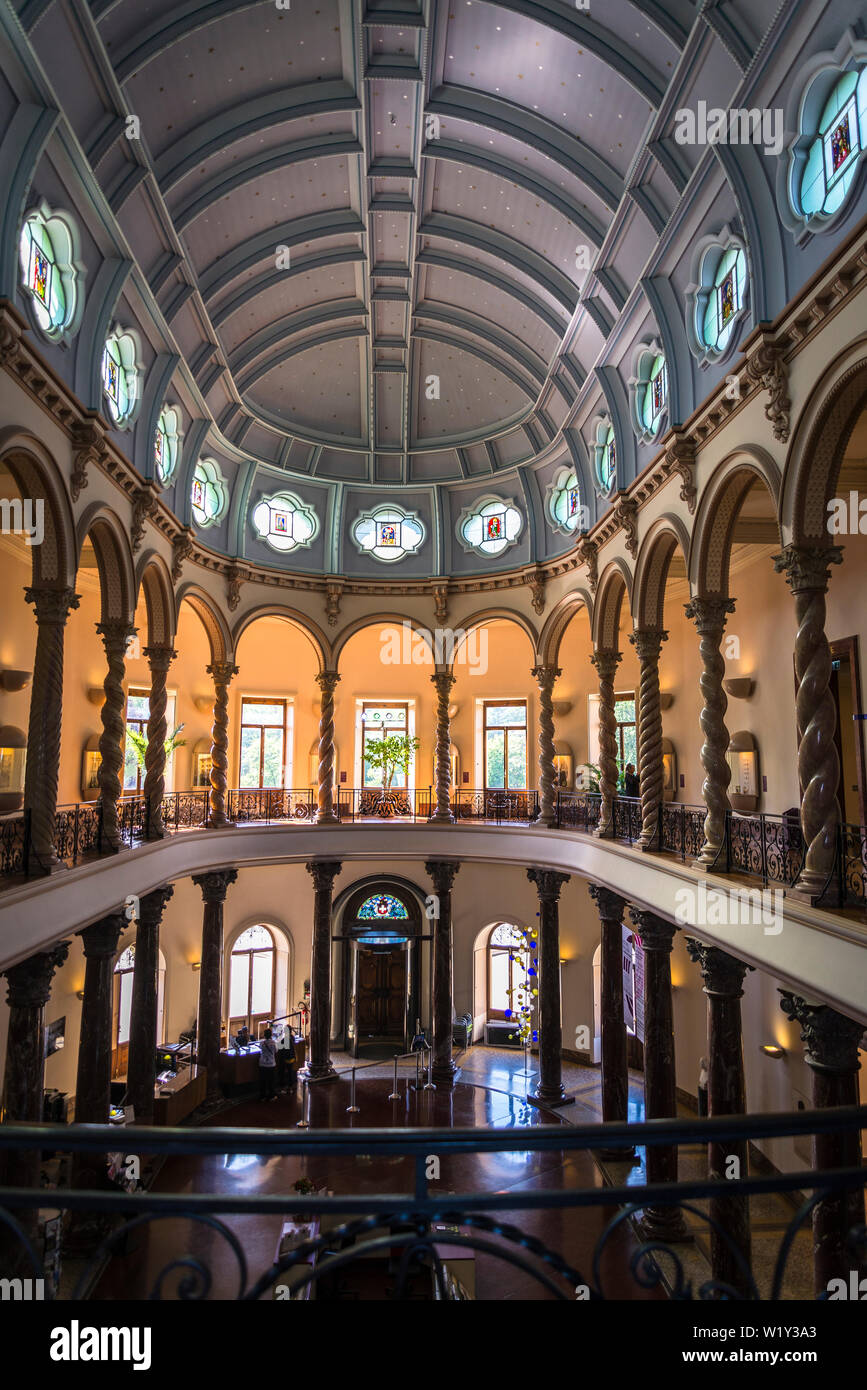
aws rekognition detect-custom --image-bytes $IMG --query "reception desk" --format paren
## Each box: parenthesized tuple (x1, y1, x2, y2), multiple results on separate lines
(153, 1066, 207, 1125)
(219, 1038, 306, 1095)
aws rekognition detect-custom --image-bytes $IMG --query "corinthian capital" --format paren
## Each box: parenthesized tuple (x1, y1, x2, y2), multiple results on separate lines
(773, 544, 843, 596)
(531, 664, 561, 690)
(208, 660, 239, 689)
(629, 628, 668, 663)
(316, 670, 341, 695)
(684, 596, 735, 636)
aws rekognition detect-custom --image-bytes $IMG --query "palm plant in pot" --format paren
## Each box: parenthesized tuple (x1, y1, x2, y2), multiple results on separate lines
(362, 732, 420, 816)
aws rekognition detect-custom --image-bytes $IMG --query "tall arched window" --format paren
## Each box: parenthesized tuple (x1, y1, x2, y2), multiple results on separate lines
(112, 944, 166, 1078)
(228, 925, 275, 1034)
(487, 922, 528, 1022)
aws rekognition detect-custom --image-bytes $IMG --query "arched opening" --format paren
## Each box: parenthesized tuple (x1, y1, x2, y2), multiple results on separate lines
(111, 943, 167, 1079)
(471, 919, 536, 1047)
(335, 879, 424, 1057)
(228, 924, 276, 1037)
(451, 617, 537, 810)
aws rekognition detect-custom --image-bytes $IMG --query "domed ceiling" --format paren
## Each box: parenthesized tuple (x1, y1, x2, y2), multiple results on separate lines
(91, 0, 688, 487)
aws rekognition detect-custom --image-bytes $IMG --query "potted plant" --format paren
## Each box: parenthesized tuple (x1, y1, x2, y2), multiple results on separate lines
(362, 732, 420, 816)
(125, 723, 187, 774)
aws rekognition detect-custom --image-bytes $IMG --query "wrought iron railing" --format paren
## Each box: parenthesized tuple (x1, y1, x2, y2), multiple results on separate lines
(0, 1104, 864, 1301)
(228, 788, 316, 823)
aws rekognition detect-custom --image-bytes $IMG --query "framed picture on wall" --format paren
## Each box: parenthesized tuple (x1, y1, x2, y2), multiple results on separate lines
(193, 752, 212, 787)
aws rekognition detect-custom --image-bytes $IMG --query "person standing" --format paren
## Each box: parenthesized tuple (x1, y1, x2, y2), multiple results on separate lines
(258, 1027, 277, 1101)
(623, 763, 640, 798)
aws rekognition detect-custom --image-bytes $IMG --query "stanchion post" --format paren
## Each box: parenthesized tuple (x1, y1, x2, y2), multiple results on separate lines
(296, 1077, 310, 1129)
(346, 1066, 360, 1114)
(388, 1055, 400, 1101)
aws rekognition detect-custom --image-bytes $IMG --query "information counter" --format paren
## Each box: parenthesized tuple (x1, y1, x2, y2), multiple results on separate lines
(152, 1065, 207, 1125)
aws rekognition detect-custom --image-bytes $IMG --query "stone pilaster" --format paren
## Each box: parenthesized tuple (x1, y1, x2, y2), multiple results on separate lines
(588, 885, 634, 1158)
(142, 644, 177, 839)
(206, 661, 239, 829)
(779, 992, 864, 1296)
(126, 885, 174, 1125)
(95, 621, 136, 850)
(425, 860, 460, 1087)
(629, 627, 668, 851)
(300, 860, 342, 1081)
(686, 939, 753, 1295)
(773, 545, 844, 898)
(527, 868, 572, 1108)
(590, 649, 621, 838)
(193, 870, 238, 1101)
(684, 597, 736, 868)
(531, 665, 561, 828)
(23, 586, 80, 870)
(629, 909, 690, 1242)
(429, 671, 456, 823)
(315, 671, 340, 824)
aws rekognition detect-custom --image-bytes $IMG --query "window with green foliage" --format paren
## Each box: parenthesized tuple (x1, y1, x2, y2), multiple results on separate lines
(239, 699, 290, 788)
(361, 703, 412, 789)
(614, 694, 637, 782)
(484, 701, 527, 791)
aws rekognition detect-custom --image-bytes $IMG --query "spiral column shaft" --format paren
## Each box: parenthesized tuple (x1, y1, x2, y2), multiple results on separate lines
(591, 649, 621, 838)
(429, 671, 456, 822)
(532, 664, 560, 827)
(685, 598, 735, 867)
(96, 621, 135, 849)
(24, 586, 80, 869)
(207, 661, 238, 829)
(630, 627, 668, 851)
(316, 671, 340, 824)
(774, 545, 843, 898)
(143, 644, 177, 840)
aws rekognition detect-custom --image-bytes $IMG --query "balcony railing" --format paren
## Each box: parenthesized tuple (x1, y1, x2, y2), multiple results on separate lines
(0, 1104, 864, 1301)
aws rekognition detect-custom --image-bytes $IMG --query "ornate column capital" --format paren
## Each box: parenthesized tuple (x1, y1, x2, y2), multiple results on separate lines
(3, 941, 70, 1008)
(316, 670, 341, 695)
(425, 859, 460, 894)
(138, 884, 175, 927)
(629, 627, 668, 662)
(685, 938, 753, 997)
(773, 544, 843, 595)
(207, 660, 239, 688)
(531, 664, 561, 689)
(528, 867, 570, 901)
(684, 595, 736, 635)
(25, 585, 80, 624)
(430, 670, 456, 696)
(96, 619, 136, 654)
(588, 883, 626, 922)
(143, 643, 178, 673)
(78, 913, 126, 958)
(590, 647, 621, 681)
(778, 992, 863, 1074)
(306, 859, 342, 893)
(629, 908, 677, 952)
(193, 869, 239, 904)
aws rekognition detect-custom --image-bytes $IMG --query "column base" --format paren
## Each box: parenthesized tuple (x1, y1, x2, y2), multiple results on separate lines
(427, 812, 456, 825)
(315, 812, 340, 826)
(430, 1063, 459, 1089)
(298, 1062, 338, 1083)
(637, 1206, 693, 1245)
(527, 1089, 575, 1109)
(793, 871, 842, 906)
(206, 818, 237, 831)
(534, 814, 556, 829)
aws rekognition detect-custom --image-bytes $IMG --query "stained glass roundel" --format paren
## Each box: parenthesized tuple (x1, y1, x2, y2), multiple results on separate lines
(357, 893, 409, 920)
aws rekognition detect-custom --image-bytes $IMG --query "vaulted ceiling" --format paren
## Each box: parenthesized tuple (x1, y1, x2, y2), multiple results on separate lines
(89, 0, 691, 484)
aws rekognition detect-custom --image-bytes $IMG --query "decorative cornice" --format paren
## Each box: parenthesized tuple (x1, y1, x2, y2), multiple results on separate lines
(325, 578, 344, 628)
(171, 527, 195, 582)
(745, 331, 790, 443)
(71, 417, 110, 503)
(611, 493, 638, 557)
(432, 583, 449, 625)
(526, 564, 546, 615)
(662, 430, 697, 515)
(131, 482, 160, 554)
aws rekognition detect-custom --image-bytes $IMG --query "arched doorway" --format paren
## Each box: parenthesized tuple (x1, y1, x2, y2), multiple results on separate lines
(228, 925, 276, 1035)
(111, 944, 167, 1079)
(338, 883, 423, 1057)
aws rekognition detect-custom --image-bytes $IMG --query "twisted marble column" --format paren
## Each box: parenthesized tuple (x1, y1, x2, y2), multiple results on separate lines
(779, 992, 864, 1296)
(143, 644, 177, 839)
(23, 586, 80, 870)
(315, 671, 340, 824)
(207, 661, 238, 829)
(127, 885, 174, 1125)
(684, 597, 736, 868)
(429, 670, 456, 823)
(590, 649, 621, 838)
(300, 859, 342, 1081)
(96, 621, 135, 850)
(686, 939, 753, 1296)
(193, 869, 238, 1101)
(426, 859, 460, 1087)
(527, 868, 572, 1108)
(588, 885, 634, 1158)
(532, 664, 561, 827)
(773, 545, 843, 898)
(630, 627, 668, 851)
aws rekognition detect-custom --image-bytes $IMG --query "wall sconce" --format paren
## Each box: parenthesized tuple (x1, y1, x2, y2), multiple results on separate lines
(193, 696, 213, 714)
(86, 686, 106, 706)
(190, 961, 202, 971)
(76, 990, 85, 1001)
(659, 692, 674, 710)
(0, 669, 32, 692)
(724, 677, 755, 700)
(760, 1044, 786, 1059)
(552, 700, 573, 717)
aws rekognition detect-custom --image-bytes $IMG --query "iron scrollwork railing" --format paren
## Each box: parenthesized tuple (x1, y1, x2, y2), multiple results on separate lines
(0, 1105, 865, 1301)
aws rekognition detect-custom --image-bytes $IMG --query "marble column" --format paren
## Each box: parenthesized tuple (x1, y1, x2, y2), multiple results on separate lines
(300, 860, 342, 1081)
(684, 597, 736, 868)
(315, 672, 340, 824)
(126, 885, 174, 1125)
(1, 943, 69, 1195)
(193, 870, 238, 1101)
(629, 627, 668, 852)
(527, 868, 572, 1108)
(686, 939, 753, 1295)
(143, 643, 177, 839)
(72, 912, 126, 1196)
(23, 585, 80, 870)
(773, 545, 844, 899)
(629, 909, 690, 1242)
(95, 621, 136, 850)
(588, 885, 634, 1158)
(206, 661, 239, 829)
(426, 859, 460, 1088)
(779, 992, 864, 1296)
(590, 649, 621, 838)
(429, 670, 456, 823)
(532, 664, 561, 828)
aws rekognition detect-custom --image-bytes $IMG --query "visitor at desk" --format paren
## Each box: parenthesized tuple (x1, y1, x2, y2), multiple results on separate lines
(276, 1029, 297, 1091)
(236, 1024, 250, 1050)
(259, 1027, 277, 1101)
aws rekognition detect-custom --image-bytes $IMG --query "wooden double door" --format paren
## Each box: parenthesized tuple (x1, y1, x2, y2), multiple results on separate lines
(356, 948, 406, 1039)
